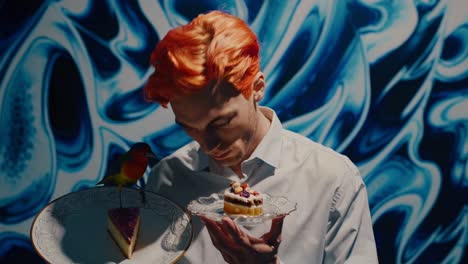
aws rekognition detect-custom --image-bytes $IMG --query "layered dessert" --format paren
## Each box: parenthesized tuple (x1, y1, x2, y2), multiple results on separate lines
(107, 207, 141, 258)
(224, 181, 263, 216)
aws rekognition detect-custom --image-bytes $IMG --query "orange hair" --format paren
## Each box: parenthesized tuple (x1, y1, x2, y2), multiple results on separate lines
(143, 10, 260, 107)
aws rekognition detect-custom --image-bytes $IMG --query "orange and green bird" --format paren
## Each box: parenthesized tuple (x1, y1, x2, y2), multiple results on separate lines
(97, 142, 156, 195)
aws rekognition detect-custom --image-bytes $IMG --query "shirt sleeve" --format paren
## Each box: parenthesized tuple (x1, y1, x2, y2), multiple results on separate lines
(323, 168, 379, 264)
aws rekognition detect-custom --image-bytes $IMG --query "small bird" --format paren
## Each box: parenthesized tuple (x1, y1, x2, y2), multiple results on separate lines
(96, 142, 156, 206)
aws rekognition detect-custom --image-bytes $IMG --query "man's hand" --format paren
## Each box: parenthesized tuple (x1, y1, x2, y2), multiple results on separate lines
(200, 215, 285, 264)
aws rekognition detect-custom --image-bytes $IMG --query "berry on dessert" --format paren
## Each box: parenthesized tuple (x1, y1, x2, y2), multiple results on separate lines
(107, 207, 141, 258)
(223, 181, 263, 216)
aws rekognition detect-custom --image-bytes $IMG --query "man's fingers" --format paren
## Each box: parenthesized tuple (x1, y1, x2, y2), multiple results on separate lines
(252, 243, 276, 255)
(204, 225, 237, 262)
(263, 215, 286, 245)
(220, 217, 249, 247)
(201, 216, 222, 247)
(201, 217, 241, 262)
(247, 235, 264, 244)
(200, 215, 219, 231)
(201, 216, 236, 249)
(270, 215, 286, 234)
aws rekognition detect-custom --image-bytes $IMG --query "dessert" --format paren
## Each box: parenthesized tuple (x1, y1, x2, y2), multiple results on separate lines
(223, 181, 263, 216)
(107, 207, 141, 258)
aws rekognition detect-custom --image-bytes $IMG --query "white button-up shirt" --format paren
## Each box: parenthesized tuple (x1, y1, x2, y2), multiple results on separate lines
(147, 107, 378, 263)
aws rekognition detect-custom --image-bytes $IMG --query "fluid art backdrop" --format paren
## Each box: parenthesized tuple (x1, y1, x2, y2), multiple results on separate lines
(0, 0, 466, 263)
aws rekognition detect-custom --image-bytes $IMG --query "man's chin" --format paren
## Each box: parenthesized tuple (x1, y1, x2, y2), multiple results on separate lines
(212, 154, 242, 167)
(213, 158, 235, 167)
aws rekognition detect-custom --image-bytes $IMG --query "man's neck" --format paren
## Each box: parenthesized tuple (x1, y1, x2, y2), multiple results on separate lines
(230, 109, 271, 178)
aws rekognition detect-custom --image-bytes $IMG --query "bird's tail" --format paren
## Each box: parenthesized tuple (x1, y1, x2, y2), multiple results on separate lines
(96, 176, 111, 186)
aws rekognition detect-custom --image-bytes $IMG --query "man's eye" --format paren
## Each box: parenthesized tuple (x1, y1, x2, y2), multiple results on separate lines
(212, 117, 233, 128)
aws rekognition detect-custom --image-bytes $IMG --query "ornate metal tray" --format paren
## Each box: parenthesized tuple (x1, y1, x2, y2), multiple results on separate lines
(30, 186, 193, 263)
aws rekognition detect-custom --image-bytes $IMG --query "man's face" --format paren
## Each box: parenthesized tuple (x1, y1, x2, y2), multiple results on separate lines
(171, 82, 258, 168)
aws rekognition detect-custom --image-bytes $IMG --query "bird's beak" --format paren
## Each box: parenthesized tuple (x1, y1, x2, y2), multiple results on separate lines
(145, 151, 157, 159)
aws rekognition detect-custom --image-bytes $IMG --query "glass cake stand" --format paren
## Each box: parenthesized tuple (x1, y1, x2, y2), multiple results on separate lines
(187, 192, 297, 226)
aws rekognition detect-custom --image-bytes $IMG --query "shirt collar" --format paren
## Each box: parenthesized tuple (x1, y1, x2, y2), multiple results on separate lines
(247, 107, 282, 168)
(195, 107, 283, 174)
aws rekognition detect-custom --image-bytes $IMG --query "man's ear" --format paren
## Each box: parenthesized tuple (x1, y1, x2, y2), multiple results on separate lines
(252, 72, 265, 102)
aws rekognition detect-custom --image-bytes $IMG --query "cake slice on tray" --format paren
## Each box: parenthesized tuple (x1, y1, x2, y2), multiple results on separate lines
(107, 207, 141, 258)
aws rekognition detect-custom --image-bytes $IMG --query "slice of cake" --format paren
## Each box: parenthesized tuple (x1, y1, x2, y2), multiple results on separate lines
(107, 207, 141, 258)
(224, 181, 263, 216)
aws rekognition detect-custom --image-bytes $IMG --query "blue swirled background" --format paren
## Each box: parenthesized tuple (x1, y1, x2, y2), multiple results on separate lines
(0, 0, 466, 263)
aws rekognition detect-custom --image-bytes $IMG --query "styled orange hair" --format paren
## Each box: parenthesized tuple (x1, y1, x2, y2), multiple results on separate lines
(143, 10, 260, 107)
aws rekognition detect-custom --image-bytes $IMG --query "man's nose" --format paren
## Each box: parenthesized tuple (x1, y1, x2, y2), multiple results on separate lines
(203, 129, 221, 152)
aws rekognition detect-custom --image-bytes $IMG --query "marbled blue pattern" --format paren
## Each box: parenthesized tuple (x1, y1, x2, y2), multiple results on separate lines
(0, 1, 466, 263)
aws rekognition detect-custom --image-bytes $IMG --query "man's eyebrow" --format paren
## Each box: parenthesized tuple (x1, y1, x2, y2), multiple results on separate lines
(175, 119, 192, 129)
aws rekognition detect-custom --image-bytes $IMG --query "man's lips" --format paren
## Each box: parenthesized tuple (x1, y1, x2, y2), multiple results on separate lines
(211, 150, 230, 160)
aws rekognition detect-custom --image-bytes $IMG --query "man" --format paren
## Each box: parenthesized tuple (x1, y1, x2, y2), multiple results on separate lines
(144, 10, 378, 264)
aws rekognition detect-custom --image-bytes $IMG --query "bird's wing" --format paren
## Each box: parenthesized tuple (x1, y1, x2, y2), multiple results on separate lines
(96, 152, 128, 185)
(109, 152, 128, 175)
